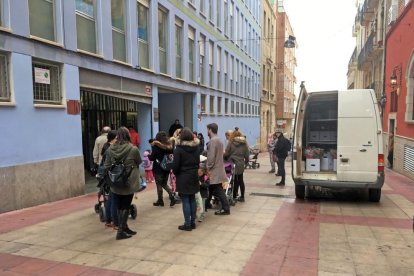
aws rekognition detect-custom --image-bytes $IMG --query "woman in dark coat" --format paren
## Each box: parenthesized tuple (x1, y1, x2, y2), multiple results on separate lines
(224, 130, 250, 202)
(104, 127, 142, 240)
(172, 127, 200, 231)
(148, 131, 176, 207)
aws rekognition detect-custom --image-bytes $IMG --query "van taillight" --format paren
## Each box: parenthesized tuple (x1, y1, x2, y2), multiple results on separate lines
(378, 154, 385, 173)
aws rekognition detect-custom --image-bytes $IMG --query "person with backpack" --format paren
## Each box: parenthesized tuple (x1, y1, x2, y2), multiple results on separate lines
(273, 129, 291, 186)
(148, 131, 177, 207)
(143, 150, 154, 183)
(104, 127, 142, 240)
(172, 127, 200, 231)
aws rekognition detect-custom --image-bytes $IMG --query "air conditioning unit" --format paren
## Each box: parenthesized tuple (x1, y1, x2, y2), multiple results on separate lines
(388, 4, 397, 25)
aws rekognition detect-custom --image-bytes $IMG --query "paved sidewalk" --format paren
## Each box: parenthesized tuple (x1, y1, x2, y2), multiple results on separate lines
(1, 155, 414, 275)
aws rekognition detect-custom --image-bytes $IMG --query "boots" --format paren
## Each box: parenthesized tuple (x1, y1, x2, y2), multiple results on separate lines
(276, 176, 285, 186)
(153, 199, 164, 206)
(169, 194, 177, 207)
(116, 209, 132, 240)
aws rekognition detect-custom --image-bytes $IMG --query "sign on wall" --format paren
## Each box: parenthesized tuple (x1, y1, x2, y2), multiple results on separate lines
(34, 67, 51, 84)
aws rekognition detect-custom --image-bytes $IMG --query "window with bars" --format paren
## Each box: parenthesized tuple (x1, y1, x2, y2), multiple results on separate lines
(0, 53, 10, 102)
(138, 1, 150, 69)
(29, 0, 56, 41)
(76, 0, 97, 53)
(32, 60, 62, 104)
(111, 0, 126, 62)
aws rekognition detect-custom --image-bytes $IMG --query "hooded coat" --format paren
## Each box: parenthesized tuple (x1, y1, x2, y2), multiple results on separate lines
(148, 140, 173, 175)
(206, 135, 228, 185)
(172, 138, 201, 195)
(224, 136, 250, 175)
(104, 143, 142, 195)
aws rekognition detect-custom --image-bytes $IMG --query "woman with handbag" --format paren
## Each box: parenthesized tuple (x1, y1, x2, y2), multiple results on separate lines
(104, 127, 142, 240)
(172, 127, 200, 231)
(148, 131, 177, 207)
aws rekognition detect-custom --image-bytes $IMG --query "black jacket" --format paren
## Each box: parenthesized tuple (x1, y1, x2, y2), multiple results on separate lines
(273, 136, 291, 159)
(172, 138, 200, 195)
(148, 140, 173, 175)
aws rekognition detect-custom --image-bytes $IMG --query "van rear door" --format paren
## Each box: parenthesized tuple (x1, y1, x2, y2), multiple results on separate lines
(292, 83, 308, 179)
(337, 90, 378, 182)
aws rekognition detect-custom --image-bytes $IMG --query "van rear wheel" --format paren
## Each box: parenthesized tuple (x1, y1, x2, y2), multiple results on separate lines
(295, 185, 305, 199)
(368, 188, 381, 202)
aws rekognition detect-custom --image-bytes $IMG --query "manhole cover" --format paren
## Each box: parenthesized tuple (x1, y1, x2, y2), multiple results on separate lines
(250, 192, 295, 199)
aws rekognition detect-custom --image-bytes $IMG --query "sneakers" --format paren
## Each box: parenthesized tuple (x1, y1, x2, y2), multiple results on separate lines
(153, 200, 164, 207)
(215, 209, 230, 215)
(238, 197, 245, 202)
(268, 169, 275, 173)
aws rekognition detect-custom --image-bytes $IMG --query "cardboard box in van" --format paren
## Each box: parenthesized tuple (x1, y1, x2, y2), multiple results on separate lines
(291, 84, 385, 202)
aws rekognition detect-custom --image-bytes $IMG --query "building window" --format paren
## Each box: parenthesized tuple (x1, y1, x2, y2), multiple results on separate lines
(235, 60, 239, 94)
(217, 46, 221, 89)
(32, 60, 61, 104)
(201, 94, 206, 112)
(224, 0, 228, 35)
(225, 98, 229, 114)
(76, 0, 97, 53)
(0, 53, 10, 102)
(209, 0, 213, 22)
(231, 100, 234, 114)
(390, 91, 398, 112)
(218, 96, 222, 114)
(29, 0, 56, 41)
(236, 102, 239, 114)
(216, 0, 221, 29)
(224, 51, 228, 92)
(230, 56, 234, 92)
(138, 1, 150, 69)
(199, 35, 206, 85)
(209, 41, 213, 87)
(175, 18, 183, 79)
(111, 0, 126, 62)
(158, 7, 168, 74)
(188, 27, 195, 82)
(0, 0, 3, 27)
(210, 95, 215, 113)
(229, 2, 233, 41)
(200, 0, 205, 14)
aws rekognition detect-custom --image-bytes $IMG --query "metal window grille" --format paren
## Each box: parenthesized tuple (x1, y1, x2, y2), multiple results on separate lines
(32, 61, 61, 104)
(0, 54, 10, 101)
(404, 144, 414, 174)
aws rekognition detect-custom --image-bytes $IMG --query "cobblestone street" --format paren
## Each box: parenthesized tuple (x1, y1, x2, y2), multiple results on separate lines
(1, 155, 414, 275)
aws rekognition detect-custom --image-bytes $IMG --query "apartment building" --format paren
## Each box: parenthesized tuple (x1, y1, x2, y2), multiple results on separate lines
(275, 2, 296, 138)
(0, 0, 261, 212)
(260, 0, 277, 151)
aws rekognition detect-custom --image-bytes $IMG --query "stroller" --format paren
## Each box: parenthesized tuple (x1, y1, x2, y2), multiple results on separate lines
(211, 161, 236, 208)
(245, 146, 260, 169)
(94, 172, 138, 222)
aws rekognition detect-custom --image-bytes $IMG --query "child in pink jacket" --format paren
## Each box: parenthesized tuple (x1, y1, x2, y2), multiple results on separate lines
(143, 150, 154, 183)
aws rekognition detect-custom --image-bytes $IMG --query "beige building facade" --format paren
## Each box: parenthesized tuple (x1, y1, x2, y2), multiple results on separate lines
(260, 0, 278, 151)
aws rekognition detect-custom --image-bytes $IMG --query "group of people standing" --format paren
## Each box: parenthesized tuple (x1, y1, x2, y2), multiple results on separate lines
(92, 120, 249, 238)
(267, 129, 291, 186)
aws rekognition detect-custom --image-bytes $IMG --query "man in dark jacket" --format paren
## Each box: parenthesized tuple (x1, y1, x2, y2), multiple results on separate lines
(169, 119, 183, 137)
(273, 130, 291, 186)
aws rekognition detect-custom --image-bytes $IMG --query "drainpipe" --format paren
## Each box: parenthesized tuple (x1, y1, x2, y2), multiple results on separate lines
(380, 0, 388, 128)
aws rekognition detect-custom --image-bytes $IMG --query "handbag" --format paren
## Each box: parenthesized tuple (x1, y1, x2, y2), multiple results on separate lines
(108, 148, 133, 188)
(157, 154, 174, 171)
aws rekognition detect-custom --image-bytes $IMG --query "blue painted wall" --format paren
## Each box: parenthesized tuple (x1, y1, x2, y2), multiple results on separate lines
(0, 53, 82, 167)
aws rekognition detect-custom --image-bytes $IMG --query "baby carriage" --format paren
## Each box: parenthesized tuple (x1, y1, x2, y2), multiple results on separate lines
(93, 172, 138, 222)
(245, 146, 260, 169)
(211, 162, 236, 208)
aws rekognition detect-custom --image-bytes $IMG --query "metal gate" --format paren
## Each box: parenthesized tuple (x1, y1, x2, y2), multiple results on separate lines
(403, 144, 414, 174)
(81, 90, 138, 171)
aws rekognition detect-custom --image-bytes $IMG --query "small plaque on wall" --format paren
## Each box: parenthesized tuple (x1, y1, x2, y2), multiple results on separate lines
(67, 100, 81, 115)
(153, 108, 159, 122)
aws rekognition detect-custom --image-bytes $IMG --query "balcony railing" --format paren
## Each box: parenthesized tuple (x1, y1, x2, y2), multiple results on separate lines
(357, 32, 383, 69)
(348, 47, 357, 69)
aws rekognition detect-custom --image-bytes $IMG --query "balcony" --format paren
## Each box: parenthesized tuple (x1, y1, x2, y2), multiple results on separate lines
(359, 0, 380, 25)
(357, 32, 383, 70)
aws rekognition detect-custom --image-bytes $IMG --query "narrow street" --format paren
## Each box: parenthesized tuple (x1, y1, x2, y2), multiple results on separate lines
(1, 155, 414, 275)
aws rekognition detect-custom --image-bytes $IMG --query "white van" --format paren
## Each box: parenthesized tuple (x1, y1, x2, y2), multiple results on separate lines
(292, 83, 385, 202)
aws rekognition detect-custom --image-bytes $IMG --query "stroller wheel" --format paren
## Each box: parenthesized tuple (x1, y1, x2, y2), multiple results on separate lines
(98, 206, 106, 222)
(130, 204, 137, 219)
(94, 203, 100, 214)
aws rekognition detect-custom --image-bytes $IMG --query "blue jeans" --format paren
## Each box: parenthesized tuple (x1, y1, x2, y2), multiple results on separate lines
(104, 191, 119, 226)
(179, 193, 196, 226)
